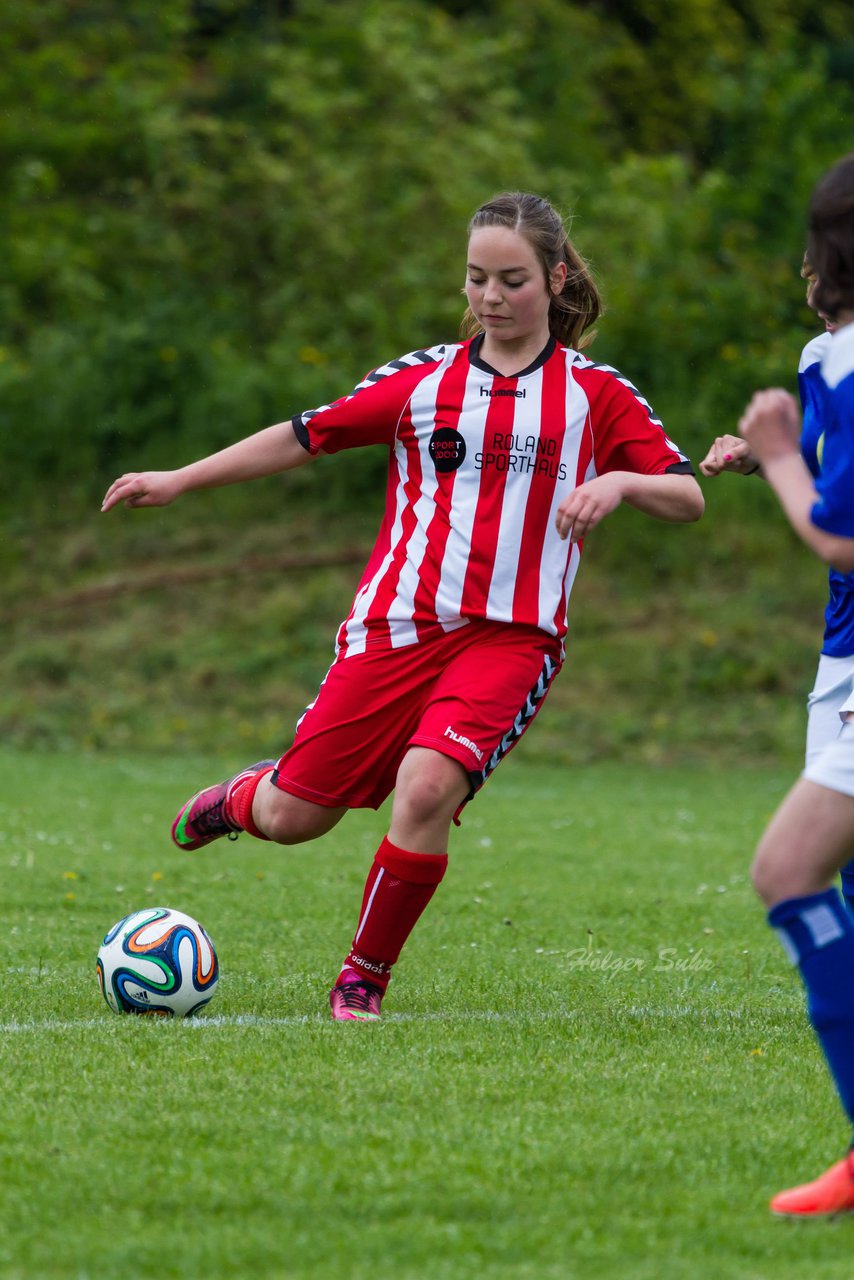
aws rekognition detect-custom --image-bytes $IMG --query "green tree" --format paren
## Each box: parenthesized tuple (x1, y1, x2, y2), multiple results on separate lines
(1, 0, 852, 516)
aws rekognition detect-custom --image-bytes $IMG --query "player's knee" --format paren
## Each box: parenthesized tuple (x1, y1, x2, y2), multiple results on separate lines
(750, 838, 810, 907)
(395, 759, 465, 826)
(750, 847, 778, 906)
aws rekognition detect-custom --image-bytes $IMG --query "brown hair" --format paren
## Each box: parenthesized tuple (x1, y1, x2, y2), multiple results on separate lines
(460, 192, 603, 349)
(807, 153, 854, 322)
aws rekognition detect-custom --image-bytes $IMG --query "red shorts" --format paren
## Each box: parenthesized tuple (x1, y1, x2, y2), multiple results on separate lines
(272, 620, 563, 813)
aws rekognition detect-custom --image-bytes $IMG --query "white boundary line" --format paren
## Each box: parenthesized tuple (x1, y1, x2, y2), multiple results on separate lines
(0, 1005, 751, 1033)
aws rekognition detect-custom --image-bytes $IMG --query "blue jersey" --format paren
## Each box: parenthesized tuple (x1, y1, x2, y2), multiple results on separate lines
(804, 325, 854, 657)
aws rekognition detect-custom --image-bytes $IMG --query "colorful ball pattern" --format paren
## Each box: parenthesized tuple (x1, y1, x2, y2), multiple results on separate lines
(97, 907, 219, 1017)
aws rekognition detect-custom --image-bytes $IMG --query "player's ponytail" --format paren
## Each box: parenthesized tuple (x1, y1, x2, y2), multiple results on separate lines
(461, 192, 603, 349)
(551, 232, 602, 349)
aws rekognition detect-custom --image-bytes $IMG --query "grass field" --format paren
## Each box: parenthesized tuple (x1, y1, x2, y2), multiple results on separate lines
(2, 748, 853, 1279)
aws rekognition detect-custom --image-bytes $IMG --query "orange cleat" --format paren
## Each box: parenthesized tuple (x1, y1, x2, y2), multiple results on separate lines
(771, 1151, 854, 1217)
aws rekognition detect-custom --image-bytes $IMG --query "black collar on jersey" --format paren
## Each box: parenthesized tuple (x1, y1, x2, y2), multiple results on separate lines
(469, 332, 556, 378)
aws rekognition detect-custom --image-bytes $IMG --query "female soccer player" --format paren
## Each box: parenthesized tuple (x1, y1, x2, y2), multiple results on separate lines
(101, 191, 704, 1021)
(700, 260, 854, 910)
(737, 152, 854, 1216)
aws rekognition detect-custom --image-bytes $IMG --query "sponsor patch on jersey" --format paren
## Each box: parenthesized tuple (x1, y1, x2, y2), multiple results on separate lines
(429, 427, 466, 473)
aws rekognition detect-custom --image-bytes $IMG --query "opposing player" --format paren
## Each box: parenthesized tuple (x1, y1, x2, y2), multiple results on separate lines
(700, 259, 854, 912)
(737, 152, 854, 1216)
(102, 191, 704, 1021)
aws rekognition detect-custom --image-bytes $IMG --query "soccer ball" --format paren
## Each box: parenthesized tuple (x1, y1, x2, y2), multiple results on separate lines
(97, 906, 219, 1018)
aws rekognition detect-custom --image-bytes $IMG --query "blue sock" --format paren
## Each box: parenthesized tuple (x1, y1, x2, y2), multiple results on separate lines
(840, 862, 854, 917)
(769, 888, 854, 1126)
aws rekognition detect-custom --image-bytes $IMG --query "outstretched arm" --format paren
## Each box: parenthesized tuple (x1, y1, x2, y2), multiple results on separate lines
(555, 471, 704, 543)
(101, 421, 313, 512)
(740, 388, 854, 573)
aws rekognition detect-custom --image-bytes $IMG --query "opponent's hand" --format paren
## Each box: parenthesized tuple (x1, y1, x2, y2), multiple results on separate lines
(738, 389, 801, 465)
(101, 470, 183, 513)
(698, 434, 759, 477)
(555, 473, 625, 543)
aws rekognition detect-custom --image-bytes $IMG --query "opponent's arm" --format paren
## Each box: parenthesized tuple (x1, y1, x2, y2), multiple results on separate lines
(699, 433, 761, 478)
(740, 388, 854, 573)
(555, 471, 704, 543)
(101, 421, 313, 512)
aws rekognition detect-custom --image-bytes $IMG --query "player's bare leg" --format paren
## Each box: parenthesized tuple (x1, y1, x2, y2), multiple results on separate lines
(388, 747, 470, 853)
(252, 782, 347, 844)
(753, 777, 854, 1215)
(751, 777, 854, 907)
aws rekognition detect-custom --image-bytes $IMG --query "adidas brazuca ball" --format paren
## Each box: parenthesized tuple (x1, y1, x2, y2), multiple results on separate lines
(97, 906, 219, 1017)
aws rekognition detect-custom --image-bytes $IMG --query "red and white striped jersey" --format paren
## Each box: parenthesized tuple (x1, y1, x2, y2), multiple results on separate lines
(292, 335, 691, 656)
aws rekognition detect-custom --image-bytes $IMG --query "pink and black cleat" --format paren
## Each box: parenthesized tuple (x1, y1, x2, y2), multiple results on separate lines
(329, 969, 385, 1021)
(171, 760, 276, 851)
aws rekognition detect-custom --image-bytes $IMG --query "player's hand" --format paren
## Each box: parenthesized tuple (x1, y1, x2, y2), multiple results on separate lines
(698, 434, 759, 477)
(738, 389, 801, 464)
(555, 473, 625, 543)
(101, 470, 183, 513)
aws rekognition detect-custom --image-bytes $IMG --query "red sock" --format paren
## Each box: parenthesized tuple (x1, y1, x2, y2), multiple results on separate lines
(341, 837, 448, 990)
(228, 766, 275, 840)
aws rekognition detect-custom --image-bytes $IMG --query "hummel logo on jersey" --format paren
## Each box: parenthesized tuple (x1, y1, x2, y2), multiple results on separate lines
(444, 726, 484, 761)
(480, 386, 526, 398)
